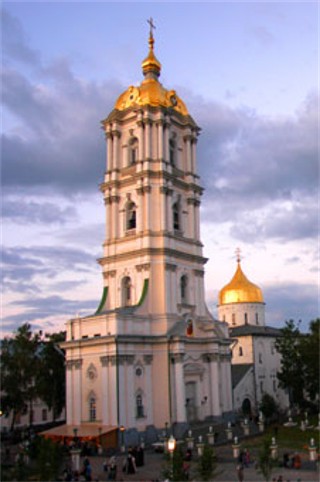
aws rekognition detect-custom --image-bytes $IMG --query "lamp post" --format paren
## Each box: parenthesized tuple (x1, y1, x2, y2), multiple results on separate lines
(167, 435, 176, 480)
(119, 425, 126, 453)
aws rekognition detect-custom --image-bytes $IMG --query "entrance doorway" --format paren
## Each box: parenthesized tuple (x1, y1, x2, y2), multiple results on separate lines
(242, 398, 252, 416)
(185, 382, 197, 422)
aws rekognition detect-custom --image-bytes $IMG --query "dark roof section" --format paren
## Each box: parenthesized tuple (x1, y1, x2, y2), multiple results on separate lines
(230, 325, 282, 338)
(231, 363, 253, 388)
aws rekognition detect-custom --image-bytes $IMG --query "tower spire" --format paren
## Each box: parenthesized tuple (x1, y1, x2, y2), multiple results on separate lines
(142, 18, 161, 79)
(235, 247, 242, 264)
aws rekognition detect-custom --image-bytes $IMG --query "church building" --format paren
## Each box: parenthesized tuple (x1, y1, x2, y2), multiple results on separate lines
(60, 23, 233, 444)
(217, 254, 289, 416)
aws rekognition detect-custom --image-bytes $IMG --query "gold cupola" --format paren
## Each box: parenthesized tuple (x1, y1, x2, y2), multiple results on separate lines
(218, 258, 264, 305)
(113, 20, 189, 116)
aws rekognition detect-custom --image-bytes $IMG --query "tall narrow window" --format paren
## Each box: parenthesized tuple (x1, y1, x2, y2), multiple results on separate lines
(169, 138, 176, 166)
(173, 202, 180, 231)
(129, 137, 138, 166)
(232, 313, 236, 325)
(244, 313, 248, 324)
(89, 396, 96, 421)
(255, 313, 259, 325)
(122, 276, 131, 306)
(239, 346, 243, 356)
(136, 394, 144, 418)
(126, 202, 136, 230)
(180, 275, 188, 303)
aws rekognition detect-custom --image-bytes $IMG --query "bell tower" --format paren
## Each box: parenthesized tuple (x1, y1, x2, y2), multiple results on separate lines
(62, 23, 232, 437)
(98, 24, 207, 329)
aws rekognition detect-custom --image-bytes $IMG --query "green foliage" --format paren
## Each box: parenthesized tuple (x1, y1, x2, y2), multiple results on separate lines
(0, 324, 66, 429)
(33, 436, 64, 481)
(256, 437, 277, 482)
(259, 393, 278, 420)
(1, 323, 40, 430)
(275, 319, 320, 407)
(162, 448, 189, 481)
(37, 331, 66, 420)
(196, 444, 219, 481)
(299, 318, 320, 400)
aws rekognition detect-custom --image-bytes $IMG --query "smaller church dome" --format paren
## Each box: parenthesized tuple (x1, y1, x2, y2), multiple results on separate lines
(114, 25, 189, 116)
(218, 259, 264, 305)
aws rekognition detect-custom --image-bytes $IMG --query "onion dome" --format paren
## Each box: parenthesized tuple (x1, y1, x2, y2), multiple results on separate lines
(218, 259, 264, 305)
(114, 22, 189, 116)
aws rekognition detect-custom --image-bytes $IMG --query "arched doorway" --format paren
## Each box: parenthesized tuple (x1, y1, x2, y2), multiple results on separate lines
(242, 398, 252, 416)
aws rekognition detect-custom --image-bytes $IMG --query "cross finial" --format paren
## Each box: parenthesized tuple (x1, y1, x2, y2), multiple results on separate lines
(235, 247, 242, 263)
(147, 17, 156, 37)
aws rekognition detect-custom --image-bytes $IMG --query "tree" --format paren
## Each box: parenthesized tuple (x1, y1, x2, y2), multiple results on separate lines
(196, 444, 219, 481)
(299, 319, 319, 401)
(274, 320, 304, 407)
(1, 323, 40, 430)
(162, 448, 188, 481)
(256, 437, 277, 482)
(37, 332, 66, 421)
(259, 394, 278, 421)
(275, 319, 320, 408)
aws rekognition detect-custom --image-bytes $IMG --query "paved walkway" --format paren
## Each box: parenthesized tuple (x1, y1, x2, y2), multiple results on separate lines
(78, 445, 319, 482)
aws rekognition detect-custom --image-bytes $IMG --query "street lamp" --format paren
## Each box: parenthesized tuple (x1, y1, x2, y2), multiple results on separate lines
(167, 435, 176, 480)
(119, 425, 126, 453)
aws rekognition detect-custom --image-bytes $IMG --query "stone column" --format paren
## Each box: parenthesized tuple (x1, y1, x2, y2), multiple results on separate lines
(106, 128, 113, 171)
(125, 355, 135, 428)
(109, 356, 118, 426)
(191, 136, 198, 174)
(112, 128, 120, 174)
(144, 355, 154, 425)
(100, 356, 110, 426)
(116, 355, 127, 427)
(163, 118, 170, 163)
(137, 116, 144, 173)
(171, 354, 186, 423)
(66, 361, 74, 425)
(205, 354, 221, 417)
(183, 134, 192, 173)
(157, 119, 164, 161)
(144, 118, 152, 169)
(73, 359, 82, 425)
(104, 196, 111, 241)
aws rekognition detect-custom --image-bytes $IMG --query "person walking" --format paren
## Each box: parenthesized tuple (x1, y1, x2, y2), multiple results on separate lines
(236, 463, 244, 482)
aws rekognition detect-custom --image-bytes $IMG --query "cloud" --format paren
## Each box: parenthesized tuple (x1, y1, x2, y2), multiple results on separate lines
(2, 197, 77, 224)
(2, 8, 40, 65)
(264, 282, 318, 331)
(2, 245, 98, 290)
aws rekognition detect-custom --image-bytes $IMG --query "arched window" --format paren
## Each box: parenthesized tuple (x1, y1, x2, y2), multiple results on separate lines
(244, 313, 248, 324)
(122, 276, 132, 306)
(169, 138, 176, 166)
(126, 202, 136, 230)
(128, 137, 138, 165)
(239, 346, 243, 356)
(89, 396, 96, 421)
(232, 313, 236, 325)
(136, 394, 144, 418)
(259, 352, 262, 364)
(173, 202, 180, 231)
(255, 313, 259, 325)
(180, 275, 188, 303)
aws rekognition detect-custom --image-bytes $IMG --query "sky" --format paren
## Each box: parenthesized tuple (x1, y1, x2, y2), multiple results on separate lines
(1, 1, 319, 337)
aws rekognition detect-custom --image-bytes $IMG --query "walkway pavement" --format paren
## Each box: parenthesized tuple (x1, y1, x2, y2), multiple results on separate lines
(81, 445, 319, 482)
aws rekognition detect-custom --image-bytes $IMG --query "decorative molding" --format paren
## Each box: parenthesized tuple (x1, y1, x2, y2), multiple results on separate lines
(66, 359, 83, 370)
(103, 270, 117, 279)
(171, 353, 185, 364)
(143, 354, 153, 365)
(193, 269, 204, 278)
(165, 263, 177, 272)
(135, 263, 150, 272)
(202, 353, 220, 363)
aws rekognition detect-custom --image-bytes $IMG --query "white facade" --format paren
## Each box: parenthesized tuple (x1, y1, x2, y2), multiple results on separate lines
(61, 31, 233, 440)
(218, 261, 289, 414)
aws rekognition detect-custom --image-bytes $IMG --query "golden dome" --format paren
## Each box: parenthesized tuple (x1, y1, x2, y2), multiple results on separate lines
(218, 260, 264, 305)
(114, 26, 189, 116)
